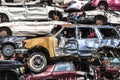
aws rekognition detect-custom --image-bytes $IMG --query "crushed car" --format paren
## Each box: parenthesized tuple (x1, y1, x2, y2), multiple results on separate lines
(68, 10, 120, 25)
(25, 62, 87, 80)
(83, 0, 120, 10)
(0, 60, 25, 80)
(0, 21, 72, 36)
(22, 24, 120, 72)
(0, 0, 68, 22)
(89, 57, 120, 80)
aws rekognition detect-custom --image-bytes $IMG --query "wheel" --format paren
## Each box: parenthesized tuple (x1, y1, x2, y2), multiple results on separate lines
(27, 52, 47, 73)
(49, 12, 62, 21)
(0, 27, 12, 36)
(98, 2, 108, 10)
(94, 15, 107, 25)
(2, 45, 15, 57)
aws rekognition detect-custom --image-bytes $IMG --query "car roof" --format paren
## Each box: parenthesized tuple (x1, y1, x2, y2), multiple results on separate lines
(63, 24, 116, 29)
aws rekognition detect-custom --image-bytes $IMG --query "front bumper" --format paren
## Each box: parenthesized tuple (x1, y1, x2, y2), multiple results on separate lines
(15, 49, 28, 54)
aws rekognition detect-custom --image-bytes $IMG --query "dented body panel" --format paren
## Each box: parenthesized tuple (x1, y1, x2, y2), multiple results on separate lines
(23, 24, 120, 58)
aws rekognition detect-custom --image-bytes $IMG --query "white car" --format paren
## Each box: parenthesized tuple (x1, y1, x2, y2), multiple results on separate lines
(72, 10, 120, 24)
(65, 0, 89, 11)
(0, 21, 72, 36)
(0, 0, 68, 22)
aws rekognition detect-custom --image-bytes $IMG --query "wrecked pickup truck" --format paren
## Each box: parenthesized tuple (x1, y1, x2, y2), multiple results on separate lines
(0, 24, 120, 73)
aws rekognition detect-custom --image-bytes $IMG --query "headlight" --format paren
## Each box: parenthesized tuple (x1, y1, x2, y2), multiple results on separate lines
(22, 41, 26, 48)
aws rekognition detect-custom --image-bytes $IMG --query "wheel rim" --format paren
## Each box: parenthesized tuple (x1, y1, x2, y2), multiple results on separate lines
(32, 56, 44, 68)
(2, 45, 14, 57)
(29, 53, 47, 72)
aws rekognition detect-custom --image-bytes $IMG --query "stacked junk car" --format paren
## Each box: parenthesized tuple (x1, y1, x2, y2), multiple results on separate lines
(0, 0, 119, 80)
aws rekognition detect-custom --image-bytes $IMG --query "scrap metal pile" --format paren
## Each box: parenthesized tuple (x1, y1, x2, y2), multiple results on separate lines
(0, 0, 119, 80)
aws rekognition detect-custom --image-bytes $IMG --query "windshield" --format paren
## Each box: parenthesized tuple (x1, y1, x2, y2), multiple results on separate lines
(98, 28, 119, 39)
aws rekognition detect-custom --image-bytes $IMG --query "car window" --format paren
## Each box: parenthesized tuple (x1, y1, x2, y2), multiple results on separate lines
(79, 27, 97, 38)
(5, 0, 22, 3)
(0, 0, 1, 5)
(63, 28, 75, 38)
(108, 58, 120, 66)
(51, 25, 62, 35)
(54, 62, 74, 71)
(56, 27, 75, 38)
(98, 28, 119, 39)
(24, 0, 39, 5)
(25, 0, 36, 2)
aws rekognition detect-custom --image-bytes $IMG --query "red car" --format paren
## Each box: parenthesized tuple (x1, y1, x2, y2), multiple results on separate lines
(89, 57, 120, 80)
(85, 0, 120, 10)
(25, 62, 77, 80)
(94, 66, 119, 80)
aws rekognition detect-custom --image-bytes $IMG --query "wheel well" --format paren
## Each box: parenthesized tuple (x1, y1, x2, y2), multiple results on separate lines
(0, 13, 9, 22)
(49, 11, 62, 20)
(28, 46, 51, 62)
(98, 1, 108, 7)
(94, 15, 107, 23)
(0, 26, 12, 36)
(3, 42, 15, 49)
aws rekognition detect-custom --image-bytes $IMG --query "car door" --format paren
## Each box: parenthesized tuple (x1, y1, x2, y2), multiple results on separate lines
(35, 21, 54, 35)
(2, 0, 26, 21)
(13, 22, 36, 36)
(78, 27, 100, 53)
(25, 0, 48, 20)
(53, 27, 76, 57)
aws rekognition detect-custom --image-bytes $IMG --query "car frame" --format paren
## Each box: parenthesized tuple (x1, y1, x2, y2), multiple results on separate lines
(0, 60, 24, 80)
(25, 62, 77, 80)
(0, 21, 71, 36)
(73, 10, 120, 25)
(84, 0, 120, 10)
(21, 24, 120, 72)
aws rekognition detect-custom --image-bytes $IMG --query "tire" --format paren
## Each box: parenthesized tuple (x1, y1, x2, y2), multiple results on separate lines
(0, 27, 12, 36)
(2, 45, 15, 57)
(98, 2, 108, 10)
(94, 15, 107, 25)
(27, 52, 47, 73)
(49, 12, 62, 21)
